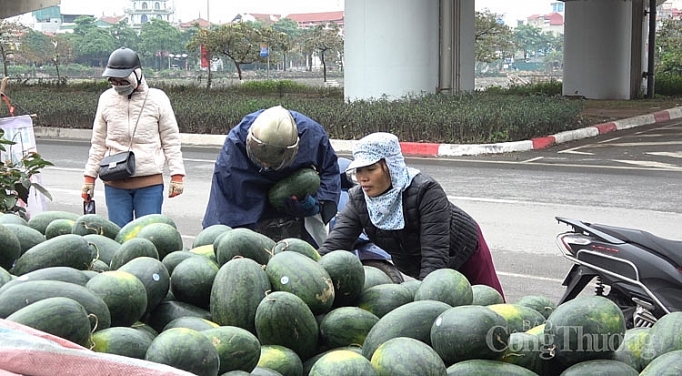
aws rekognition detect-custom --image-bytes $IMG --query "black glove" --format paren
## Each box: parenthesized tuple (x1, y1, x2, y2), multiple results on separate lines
(282, 194, 320, 218)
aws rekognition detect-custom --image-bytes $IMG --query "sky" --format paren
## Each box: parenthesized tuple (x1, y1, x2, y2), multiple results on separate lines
(50, 0, 556, 25)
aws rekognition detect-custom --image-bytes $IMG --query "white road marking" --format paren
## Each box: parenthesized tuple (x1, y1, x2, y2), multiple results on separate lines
(612, 160, 682, 170)
(519, 157, 544, 163)
(557, 147, 594, 155)
(496, 271, 563, 283)
(647, 151, 682, 159)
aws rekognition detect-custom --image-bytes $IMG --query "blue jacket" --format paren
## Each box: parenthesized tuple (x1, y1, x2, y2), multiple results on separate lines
(202, 109, 340, 229)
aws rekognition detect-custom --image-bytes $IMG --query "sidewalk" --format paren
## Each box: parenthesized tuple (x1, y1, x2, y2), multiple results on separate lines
(33, 106, 682, 157)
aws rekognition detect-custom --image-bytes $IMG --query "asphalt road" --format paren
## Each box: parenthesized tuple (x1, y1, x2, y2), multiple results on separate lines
(30, 117, 682, 305)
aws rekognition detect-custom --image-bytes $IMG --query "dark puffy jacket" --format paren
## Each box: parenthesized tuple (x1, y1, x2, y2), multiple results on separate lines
(318, 172, 478, 279)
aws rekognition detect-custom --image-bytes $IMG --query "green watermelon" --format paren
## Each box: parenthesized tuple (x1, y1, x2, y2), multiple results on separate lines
(640, 349, 682, 375)
(319, 306, 380, 349)
(214, 227, 275, 266)
(430, 305, 509, 365)
(192, 224, 232, 248)
(487, 303, 546, 333)
(27, 210, 80, 235)
(257, 345, 303, 376)
(115, 213, 176, 243)
(309, 349, 378, 376)
(10, 234, 92, 275)
(91, 326, 154, 359)
(144, 300, 212, 334)
(109, 237, 159, 269)
(202, 326, 261, 374)
(515, 295, 558, 320)
(210, 257, 271, 334)
(170, 256, 219, 309)
(117, 257, 170, 316)
(145, 327, 220, 376)
(318, 250, 365, 307)
(472, 284, 505, 306)
(2, 223, 45, 256)
(163, 316, 219, 332)
(362, 300, 451, 360)
(0, 225, 29, 270)
(272, 237, 321, 260)
(446, 359, 538, 375)
(560, 359, 638, 376)
(85, 270, 148, 327)
(44, 218, 76, 239)
(544, 295, 626, 367)
(400, 279, 421, 299)
(499, 331, 563, 375)
(268, 168, 321, 211)
(356, 283, 413, 318)
(71, 213, 121, 239)
(647, 311, 682, 364)
(254, 291, 319, 361)
(136, 222, 184, 259)
(6, 296, 92, 347)
(612, 327, 654, 372)
(370, 337, 447, 376)
(413, 268, 473, 307)
(362, 265, 393, 290)
(265, 251, 334, 315)
(0, 279, 111, 331)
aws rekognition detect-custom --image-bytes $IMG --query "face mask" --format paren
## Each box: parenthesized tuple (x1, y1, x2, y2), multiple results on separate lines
(114, 84, 135, 96)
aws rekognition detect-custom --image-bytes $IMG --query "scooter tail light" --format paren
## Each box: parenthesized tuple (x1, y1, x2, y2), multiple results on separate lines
(559, 234, 591, 255)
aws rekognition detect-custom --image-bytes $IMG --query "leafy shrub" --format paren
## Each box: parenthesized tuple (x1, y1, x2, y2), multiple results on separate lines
(0, 129, 53, 219)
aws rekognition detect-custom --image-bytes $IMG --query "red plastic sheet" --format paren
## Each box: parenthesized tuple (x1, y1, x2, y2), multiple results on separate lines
(0, 320, 194, 376)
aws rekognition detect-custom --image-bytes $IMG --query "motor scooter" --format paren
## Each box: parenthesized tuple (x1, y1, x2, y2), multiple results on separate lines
(555, 216, 682, 328)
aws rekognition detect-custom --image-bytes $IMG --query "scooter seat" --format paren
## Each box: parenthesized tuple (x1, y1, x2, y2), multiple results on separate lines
(591, 223, 682, 267)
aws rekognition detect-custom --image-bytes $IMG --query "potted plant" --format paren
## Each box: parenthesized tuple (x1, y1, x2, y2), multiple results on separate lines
(0, 128, 53, 219)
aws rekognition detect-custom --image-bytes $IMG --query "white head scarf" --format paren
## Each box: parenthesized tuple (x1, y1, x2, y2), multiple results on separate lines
(347, 132, 420, 230)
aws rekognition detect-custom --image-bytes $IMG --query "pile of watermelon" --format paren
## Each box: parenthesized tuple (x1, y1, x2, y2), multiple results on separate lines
(0, 210, 681, 376)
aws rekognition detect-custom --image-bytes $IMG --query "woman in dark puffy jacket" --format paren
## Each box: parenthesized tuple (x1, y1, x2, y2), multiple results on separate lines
(318, 132, 505, 299)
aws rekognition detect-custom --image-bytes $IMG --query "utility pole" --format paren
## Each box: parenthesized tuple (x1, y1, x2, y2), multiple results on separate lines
(646, 0, 656, 99)
(206, 0, 212, 88)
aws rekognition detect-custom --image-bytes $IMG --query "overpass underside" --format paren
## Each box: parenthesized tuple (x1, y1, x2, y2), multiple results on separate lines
(344, 0, 655, 100)
(0, 0, 60, 19)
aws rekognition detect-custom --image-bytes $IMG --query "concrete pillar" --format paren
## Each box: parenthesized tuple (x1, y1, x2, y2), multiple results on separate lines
(563, 0, 638, 99)
(0, 0, 60, 19)
(439, 0, 475, 93)
(344, 0, 440, 100)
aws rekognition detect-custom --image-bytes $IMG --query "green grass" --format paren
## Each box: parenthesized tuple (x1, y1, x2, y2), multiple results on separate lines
(1, 77, 679, 144)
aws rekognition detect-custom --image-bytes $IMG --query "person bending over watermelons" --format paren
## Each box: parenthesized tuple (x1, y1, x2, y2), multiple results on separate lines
(202, 105, 340, 247)
(317, 132, 505, 298)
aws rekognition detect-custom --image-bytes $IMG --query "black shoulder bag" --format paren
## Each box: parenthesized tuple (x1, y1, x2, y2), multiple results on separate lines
(98, 92, 148, 182)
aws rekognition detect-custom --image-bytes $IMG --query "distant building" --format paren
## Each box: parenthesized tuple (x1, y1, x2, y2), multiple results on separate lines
(526, 12, 564, 35)
(178, 18, 210, 31)
(285, 11, 344, 29)
(659, 0, 682, 20)
(125, 0, 173, 29)
(232, 13, 281, 25)
(32, 6, 62, 33)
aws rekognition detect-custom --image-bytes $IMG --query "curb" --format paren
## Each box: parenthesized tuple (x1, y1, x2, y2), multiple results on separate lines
(33, 106, 682, 157)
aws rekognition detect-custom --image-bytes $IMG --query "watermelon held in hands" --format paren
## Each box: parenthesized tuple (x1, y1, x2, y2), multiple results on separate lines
(267, 168, 321, 211)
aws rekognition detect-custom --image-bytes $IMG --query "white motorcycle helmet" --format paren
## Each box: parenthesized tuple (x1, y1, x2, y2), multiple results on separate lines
(246, 106, 300, 171)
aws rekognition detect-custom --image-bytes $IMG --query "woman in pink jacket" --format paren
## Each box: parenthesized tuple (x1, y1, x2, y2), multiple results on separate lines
(81, 48, 185, 227)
